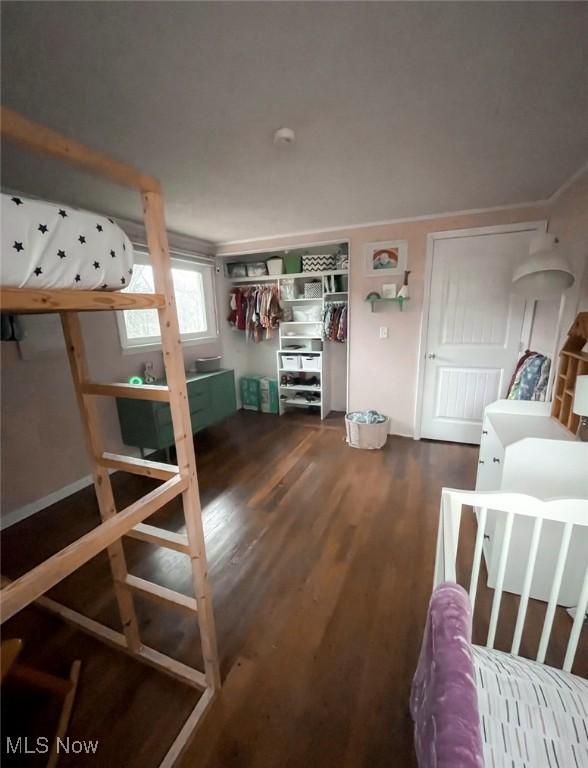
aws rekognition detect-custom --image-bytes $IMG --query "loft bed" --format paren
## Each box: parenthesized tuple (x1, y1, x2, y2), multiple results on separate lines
(0, 107, 220, 766)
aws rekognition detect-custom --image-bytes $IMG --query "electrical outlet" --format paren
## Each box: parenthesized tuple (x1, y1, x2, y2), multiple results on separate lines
(379, 326, 388, 339)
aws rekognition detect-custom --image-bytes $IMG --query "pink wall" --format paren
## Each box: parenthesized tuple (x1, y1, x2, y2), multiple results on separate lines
(0, 310, 220, 519)
(218, 205, 547, 435)
(218, 176, 587, 437)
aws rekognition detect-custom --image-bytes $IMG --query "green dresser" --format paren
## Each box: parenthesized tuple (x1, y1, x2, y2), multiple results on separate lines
(116, 369, 236, 452)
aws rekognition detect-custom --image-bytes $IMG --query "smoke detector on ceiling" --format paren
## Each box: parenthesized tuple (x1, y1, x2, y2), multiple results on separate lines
(273, 127, 296, 146)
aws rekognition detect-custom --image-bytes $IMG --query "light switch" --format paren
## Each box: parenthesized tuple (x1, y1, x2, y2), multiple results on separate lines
(379, 326, 388, 339)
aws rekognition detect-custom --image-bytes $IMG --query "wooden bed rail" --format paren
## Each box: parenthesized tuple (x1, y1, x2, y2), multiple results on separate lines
(1, 106, 160, 193)
(434, 489, 588, 673)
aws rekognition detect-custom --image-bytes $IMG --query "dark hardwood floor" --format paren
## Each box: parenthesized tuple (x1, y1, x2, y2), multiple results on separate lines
(1, 411, 585, 767)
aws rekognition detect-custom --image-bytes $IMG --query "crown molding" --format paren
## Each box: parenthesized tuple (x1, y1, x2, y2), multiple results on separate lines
(215, 160, 588, 251)
(546, 159, 588, 205)
(214, 199, 547, 250)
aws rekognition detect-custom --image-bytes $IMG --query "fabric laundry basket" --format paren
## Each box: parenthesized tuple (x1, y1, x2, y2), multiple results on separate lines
(345, 411, 390, 450)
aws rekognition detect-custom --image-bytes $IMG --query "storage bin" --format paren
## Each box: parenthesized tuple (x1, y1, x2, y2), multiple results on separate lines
(247, 262, 268, 277)
(280, 354, 301, 371)
(226, 262, 247, 278)
(293, 305, 321, 322)
(266, 257, 283, 276)
(283, 253, 302, 274)
(259, 377, 279, 414)
(302, 254, 337, 272)
(280, 278, 296, 300)
(304, 281, 322, 299)
(300, 355, 321, 372)
(194, 356, 221, 372)
(240, 376, 261, 411)
(345, 414, 390, 450)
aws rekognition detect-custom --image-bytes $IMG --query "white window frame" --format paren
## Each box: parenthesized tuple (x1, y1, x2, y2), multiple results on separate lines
(116, 249, 219, 353)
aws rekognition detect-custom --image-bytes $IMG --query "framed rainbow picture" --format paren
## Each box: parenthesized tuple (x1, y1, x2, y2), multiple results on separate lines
(364, 240, 408, 277)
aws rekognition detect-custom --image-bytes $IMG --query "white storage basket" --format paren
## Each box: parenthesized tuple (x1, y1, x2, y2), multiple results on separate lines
(345, 415, 390, 450)
(266, 257, 283, 276)
(300, 355, 321, 372)
(293, 305, 321, 322)
(280, 354, 301, 371)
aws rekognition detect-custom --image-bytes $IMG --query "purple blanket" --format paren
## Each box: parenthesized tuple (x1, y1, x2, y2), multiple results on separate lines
(410, 582, 483, 768)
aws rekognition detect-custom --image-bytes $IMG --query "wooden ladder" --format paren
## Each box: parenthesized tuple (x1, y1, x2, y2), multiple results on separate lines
(58, 191, 220, 692)
(0, 108, 220, 765)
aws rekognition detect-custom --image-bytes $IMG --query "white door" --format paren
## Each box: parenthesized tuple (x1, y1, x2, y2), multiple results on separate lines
(420, 226, 541, 444)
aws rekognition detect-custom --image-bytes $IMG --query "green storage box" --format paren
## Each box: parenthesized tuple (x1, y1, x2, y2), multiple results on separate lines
(260, 377, 279, 414)
(283, 253, 302, 274)
(240, 376, 262, 411)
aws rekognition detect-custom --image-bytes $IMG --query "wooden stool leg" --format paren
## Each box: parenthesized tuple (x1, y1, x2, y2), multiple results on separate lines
(47, 660, 81, 768)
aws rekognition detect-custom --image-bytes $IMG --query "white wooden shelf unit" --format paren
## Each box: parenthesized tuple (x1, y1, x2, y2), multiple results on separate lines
(276, 271, 348, 420)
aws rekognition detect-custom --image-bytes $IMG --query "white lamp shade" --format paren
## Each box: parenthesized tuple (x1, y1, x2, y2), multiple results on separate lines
(573, 375, 588, 417)
(512, 233, 575, 299)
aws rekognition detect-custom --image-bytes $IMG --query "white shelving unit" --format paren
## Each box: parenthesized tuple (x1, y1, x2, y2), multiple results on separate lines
(275, 271, 348, 420)
(220, 241, 350, 420)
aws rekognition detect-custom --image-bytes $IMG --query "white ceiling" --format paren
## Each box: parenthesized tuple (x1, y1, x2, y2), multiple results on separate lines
(2, 2, 587, 244)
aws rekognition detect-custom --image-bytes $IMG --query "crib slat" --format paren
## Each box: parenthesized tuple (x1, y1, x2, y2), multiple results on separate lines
(441, 494, 461, 583)
(469, 507, 487, 614)
(487, 511, 514, 649)
(537, 521, 573, 664)
(563, 565, 588, 673)
(511, 516, 543, 656)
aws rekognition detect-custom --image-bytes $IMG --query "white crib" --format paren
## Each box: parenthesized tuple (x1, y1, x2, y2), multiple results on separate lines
(434, 488, 588, 673)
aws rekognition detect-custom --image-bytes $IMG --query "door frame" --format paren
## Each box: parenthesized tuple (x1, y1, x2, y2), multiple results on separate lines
(413, 220, 548, 440)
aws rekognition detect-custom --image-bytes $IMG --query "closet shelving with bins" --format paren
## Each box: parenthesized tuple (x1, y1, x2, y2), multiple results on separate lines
(220, 242, 349, 420)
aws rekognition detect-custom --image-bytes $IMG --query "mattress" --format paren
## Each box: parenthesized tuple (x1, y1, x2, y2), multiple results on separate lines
(1, 192, 133, 291)
(473, 645, 588, 768)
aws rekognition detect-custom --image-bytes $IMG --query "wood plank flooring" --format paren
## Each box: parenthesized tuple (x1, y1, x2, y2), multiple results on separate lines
(1, 411, 585, 767)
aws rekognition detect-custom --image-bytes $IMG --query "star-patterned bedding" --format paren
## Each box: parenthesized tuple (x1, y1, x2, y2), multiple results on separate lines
(1, 193, 134, 291)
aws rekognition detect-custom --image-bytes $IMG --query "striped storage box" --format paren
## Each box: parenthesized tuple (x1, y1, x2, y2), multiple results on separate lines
(302, 254, 337, 272)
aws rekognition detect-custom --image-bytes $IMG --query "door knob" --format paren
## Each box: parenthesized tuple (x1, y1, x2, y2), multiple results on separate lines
(427, 353, 436, 360)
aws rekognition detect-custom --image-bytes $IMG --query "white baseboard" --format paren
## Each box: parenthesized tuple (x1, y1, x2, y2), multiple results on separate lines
(1, 473, 97, 531)
(1, 448, 158, 531)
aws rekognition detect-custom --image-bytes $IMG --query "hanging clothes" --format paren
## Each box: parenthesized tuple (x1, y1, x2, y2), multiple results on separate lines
(228, 285, 282, 342)
(507, 350, 551, 401)
(322, 301, 347, 343)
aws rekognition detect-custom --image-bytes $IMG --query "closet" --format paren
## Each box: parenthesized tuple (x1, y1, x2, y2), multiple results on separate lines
(218, 241, 349, 419)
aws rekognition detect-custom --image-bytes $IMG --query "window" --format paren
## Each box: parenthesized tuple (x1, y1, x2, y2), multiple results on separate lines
(117, 253, 218, 350)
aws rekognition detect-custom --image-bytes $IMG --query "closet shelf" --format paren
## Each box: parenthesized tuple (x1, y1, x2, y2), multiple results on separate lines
(281, 297, 323, 303)
(324, 291, 348, 297)
(283, 400, 321, 407)
(279, 384, 321, 392)
(280, 321, 321, 325)
(280, 335, 322, 340)
(229, 269, 348, 284)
